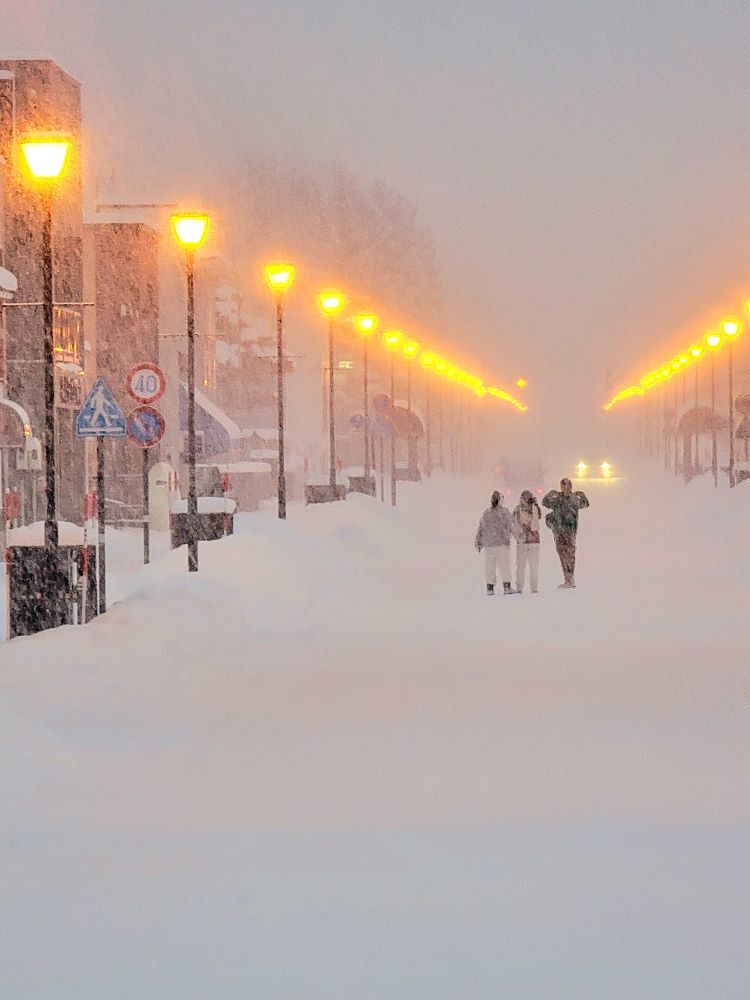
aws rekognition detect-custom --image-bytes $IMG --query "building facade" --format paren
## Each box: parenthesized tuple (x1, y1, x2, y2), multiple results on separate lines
(0, 59, 86, 521)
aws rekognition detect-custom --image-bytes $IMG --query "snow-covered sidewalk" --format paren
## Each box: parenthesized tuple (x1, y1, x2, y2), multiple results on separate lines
(1, 470, 748, 998)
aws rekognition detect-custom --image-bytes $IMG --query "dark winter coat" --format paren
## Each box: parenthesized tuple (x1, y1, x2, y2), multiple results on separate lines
(541, 489, 590, 534)
(475, 505, 513, 549)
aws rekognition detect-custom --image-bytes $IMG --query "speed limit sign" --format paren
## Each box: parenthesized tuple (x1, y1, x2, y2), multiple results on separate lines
(126, 363, 166, 405)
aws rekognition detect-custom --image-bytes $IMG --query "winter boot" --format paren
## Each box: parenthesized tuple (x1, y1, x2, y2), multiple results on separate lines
(503, 581, 518, 595)
(486, 583, 495, 595)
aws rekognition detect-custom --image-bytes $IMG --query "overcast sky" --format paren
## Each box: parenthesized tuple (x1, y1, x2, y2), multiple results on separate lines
(6, 0, 750, 441)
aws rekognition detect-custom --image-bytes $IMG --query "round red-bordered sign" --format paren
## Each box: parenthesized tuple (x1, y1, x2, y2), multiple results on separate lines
(126, 405, 166, 449)
(126, 363, 166, 405)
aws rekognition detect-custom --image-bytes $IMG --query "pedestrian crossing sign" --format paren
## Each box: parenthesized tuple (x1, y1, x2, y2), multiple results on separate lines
(75, 378, 126, 437)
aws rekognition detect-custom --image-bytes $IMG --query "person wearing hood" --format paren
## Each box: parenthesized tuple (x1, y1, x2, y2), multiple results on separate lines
(542, 477, 590, 589)
(474, 490, 515, 595)
(512, 490, 542, 593)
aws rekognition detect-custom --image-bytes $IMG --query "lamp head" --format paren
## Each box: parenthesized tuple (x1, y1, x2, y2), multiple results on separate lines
(20, 133, 71, 181)
(722, 320, 741, 338)
(402, 339, 420, 359)
(172, 213, 209, 249)
(354, 313, 378, 337)
(318, 291, 344, 316)
(705, 331, 722, 350)
(264, 263, 295, 294)
(516, 377, 527, 388)
(382, 329, 403, 351)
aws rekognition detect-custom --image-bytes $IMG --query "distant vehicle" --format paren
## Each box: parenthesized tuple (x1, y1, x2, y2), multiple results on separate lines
(574, 459, 622, 482)
(493, 456, 545, 499)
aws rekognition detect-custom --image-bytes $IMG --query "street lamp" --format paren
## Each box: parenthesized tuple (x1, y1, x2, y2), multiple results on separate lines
(705, 331, 722, 487)
(265, 263, 296, 518)
(19, 133, 72, 549)
(172, 212, 209, 571)
(420, 350, 436, 477)
(401, 339, 420, 479)
(354, 312, 378, 478)
(318, 291, 345, 490)
(722, 320, 741, 486)
(382, 330, 402, 505)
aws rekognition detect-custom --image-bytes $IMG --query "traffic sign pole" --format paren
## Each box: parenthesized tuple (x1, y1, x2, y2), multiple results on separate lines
(97, 436, 106, 614)
(143, 449, 150, 565)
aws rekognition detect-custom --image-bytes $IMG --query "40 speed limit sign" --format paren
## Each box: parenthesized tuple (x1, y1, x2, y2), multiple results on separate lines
(126, 363, 166, 405)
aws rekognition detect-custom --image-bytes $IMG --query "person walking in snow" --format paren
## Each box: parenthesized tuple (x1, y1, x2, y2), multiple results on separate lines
(542, 477, 590, 589)
(475, 490, 515, 595)
(512, 490, 542, 593)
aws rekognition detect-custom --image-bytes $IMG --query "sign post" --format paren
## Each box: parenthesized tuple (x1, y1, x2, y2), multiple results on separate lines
(76, 378, 126, 614)
(126, 402, 166, 565)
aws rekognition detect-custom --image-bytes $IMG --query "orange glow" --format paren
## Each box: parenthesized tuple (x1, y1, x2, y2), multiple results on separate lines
(705, 332, 722, 350)
(354, 313, 378, 337)
(487, 386, 528, 412)
(690, 346, 703, 359)
(420, 350, 436, 368)
(264, 263, 295, 293)
(382, 330, 403, 351)
(402, 339, 420, 359)
(318, 291, 345, 316)
(172, 214, 209, 249)
(516, 378, 527, 388)
(722, 319, 741, 338)
(20, 134, 71, 180)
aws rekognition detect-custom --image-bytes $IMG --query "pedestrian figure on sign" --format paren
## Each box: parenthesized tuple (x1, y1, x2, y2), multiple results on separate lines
(512, 489, 542, 593)
(542, 478, 590, 589)
(475, 490, 516, 595)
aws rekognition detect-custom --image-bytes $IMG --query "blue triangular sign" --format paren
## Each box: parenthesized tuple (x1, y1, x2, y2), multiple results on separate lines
(76, 378, 126, 437)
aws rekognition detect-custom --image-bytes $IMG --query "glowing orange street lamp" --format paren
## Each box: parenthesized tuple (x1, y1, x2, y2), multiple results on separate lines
(18, 133, 73, 553)
(703, 331, 723, 487)
(401, 340, 420, 413)
(516, 377, 527, 388)
(264, 263, 296, 518)
(172, 212, 210, 570)
(419, 351, 437, 476)
(318, 291, 345, 491)
(382, 330, 403, 504)
(354, 312, 378, 478)
(722, 320, 742, 486)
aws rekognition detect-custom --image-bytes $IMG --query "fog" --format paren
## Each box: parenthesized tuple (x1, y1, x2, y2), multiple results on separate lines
(6, 0, 750, 458)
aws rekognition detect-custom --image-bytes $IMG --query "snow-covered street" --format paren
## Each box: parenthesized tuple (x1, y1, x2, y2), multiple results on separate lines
(2, 470, 748, 998)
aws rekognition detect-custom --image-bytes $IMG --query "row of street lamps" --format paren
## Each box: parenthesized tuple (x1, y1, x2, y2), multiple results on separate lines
(261, 263, 528, 520)
(604, 309, 747, 487)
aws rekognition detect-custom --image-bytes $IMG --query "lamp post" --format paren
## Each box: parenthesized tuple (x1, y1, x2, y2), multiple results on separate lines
(354, 313, 378, 479)
(265, 264, 296, 518)
(383, 330, 402, 505)
(690, 345, 702, 470)
(318, 292, 345, 491)
(705, 331, 722, 488)
(721, 320, 741, 487)
(402, 339, 419, 478)
(19, 134, 72, 549)
(420, 350, 436, 477)
(172, 213, 209, 571)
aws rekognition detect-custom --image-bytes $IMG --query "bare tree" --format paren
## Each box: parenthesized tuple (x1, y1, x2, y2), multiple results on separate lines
(228, 153, 441, 322)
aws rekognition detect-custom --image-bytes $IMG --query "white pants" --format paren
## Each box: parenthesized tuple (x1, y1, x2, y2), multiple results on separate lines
(516, 542, 540, 592)
(484, 545, 511, 586)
